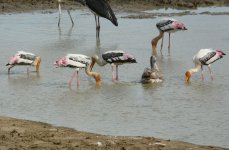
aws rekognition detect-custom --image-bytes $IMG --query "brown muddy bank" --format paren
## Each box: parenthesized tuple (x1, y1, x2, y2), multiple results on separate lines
(0, 116, 228, 150)
(0, 0, 229, 13)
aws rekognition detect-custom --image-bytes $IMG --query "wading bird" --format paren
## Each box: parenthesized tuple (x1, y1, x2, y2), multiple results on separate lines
(54, 54, 101, 88)
(90, 50, 137, 81)
(58, 0, 118, 38)
(6, 51, 41, 74)
(151, 18, 187, 56)
(141, 56, 163, 84)
(57, 0, 74, 27)
(185, 48, 226, 82)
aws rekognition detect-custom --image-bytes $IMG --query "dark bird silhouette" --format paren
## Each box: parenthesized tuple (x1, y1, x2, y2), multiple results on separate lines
(58, 0, 118, 38)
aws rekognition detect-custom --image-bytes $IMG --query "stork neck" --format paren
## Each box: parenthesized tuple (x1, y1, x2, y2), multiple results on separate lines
(93, 55, 107, 66)
(151, 31, 163, 56)
(188, 65, 201, 74)
(85, 65, 101, 86)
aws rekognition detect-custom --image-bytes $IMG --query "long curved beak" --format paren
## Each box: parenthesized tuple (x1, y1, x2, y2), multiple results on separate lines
(185, 75, 190, 82)
(185, 71, 191, 82)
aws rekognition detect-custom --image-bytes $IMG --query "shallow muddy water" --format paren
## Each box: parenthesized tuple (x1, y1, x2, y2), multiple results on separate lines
(0, 7, 229, 148)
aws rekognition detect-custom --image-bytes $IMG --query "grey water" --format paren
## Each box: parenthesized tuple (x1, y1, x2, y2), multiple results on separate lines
(0, 7, 229, 148)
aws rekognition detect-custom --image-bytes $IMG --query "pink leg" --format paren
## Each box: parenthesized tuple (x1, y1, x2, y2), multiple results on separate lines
(160, 32, 164, 55)
(116, 65, 118, 80)
(201, 65, 204, 81)
(111, 65, 115, 81)
(69, 70, 77, 88)
(208, 65, 214, 80)
(168, 33, 171, 55)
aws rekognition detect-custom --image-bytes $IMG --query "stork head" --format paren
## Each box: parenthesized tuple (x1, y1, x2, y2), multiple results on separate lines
(54, 56, 68, 67)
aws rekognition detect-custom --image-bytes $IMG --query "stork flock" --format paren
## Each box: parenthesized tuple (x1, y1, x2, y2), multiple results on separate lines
(5, 0, 226, 90)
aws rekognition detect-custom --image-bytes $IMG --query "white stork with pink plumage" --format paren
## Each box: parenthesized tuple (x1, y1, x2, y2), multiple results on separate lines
(151, 18, 187, 56)
(54, 54, 101, 88)
(90, 50, 137, 81)
(185, 48, 226, 82)
(6, 51, 41, 74)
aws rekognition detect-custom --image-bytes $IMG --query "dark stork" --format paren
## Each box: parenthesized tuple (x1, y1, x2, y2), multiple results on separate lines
(58, 0, 118, 38)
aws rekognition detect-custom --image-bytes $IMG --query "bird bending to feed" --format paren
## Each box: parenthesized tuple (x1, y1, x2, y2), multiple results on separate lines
(54, 54, 101, 88)
(151, 18, 187, 56)
(78, 0, 118, 38)
(90, 50, 137, 81)
(141, 56, 163, 84)
(6, 51, 41, 74)
(57, 0, 74, 27)
(185, 48, 226, 82)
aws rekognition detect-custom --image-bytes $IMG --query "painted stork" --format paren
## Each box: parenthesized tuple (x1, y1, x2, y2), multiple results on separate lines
(90, 50, 137, 81)
(54, 54, 101, 88)
(185, 48, 226, 82)
(151, 18, 187, 56)
(6, 51, 41, 74)
(141, 56, 163, 84)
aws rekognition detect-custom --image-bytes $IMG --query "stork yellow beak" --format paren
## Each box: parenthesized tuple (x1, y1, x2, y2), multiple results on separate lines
(185, 71, 191, 82)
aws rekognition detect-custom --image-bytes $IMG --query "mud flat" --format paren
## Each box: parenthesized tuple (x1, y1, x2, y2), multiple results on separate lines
(0, 116, 228, 150)
(0, 0, 229, 13)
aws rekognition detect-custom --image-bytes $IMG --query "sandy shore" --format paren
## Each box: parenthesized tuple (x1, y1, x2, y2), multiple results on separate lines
(0, 116, 228, 150)
(0, 0, 229, 149)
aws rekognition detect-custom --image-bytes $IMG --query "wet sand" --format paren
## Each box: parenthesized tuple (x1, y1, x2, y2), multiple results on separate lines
(1, 0, 229, 149)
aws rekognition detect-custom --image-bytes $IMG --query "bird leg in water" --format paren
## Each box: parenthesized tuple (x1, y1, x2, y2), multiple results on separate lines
(67, 10, 74, 27)
(116, 65, 118, 80)
(168, 33, 171, 55)
(95, 15, 100, 38)
(208, 65, 214, 80)
(201, 65, 204, 80)
(69, 70, 77, 88)
(27, 67, 30, 75)
(111, 65, 115, 81)
(76, 71, 79, 88)
(58, 3, 61, 27)
(160, 32, 164, 56)
(8, 65, 14, 74)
